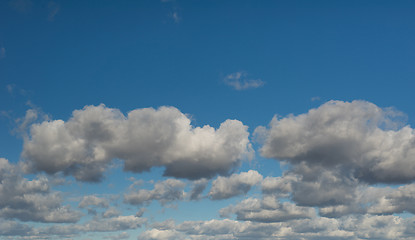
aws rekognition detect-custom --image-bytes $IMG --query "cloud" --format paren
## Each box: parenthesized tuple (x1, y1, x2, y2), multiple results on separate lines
(41, 215, 146, 238)
(102, 207, 121, 218)
(189, 178, 208, 200)
(170, 11, 180, 23)
(139, 229, 184, 240)
(220, 196, 315, 222)
(224, 71, 265, 90)
(9, 0, 33, 13)
(0, 47, 5, 59)
(124, 179, 186, 206)
(103, 232, 129, 240)
(0, 158, 82, 223)
(22, 104, 253, 181)
(208, 170, 263, 200)
(47, 1, 60, 21)
(139, 215, 415, 240)
(79, 195, 109, 209)
(257, 100, 415, 184)
(0, 220, 33, 236)
(261, 174, 298, 197)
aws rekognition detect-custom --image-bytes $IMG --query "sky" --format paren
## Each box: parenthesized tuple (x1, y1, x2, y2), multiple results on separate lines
(1, 0, 415, 239)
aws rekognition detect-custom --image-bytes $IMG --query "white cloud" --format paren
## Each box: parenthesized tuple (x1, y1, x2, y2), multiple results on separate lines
(224, 71, 265, 90)
(22, 104, 253, 181)
(220, 196, 315, 222)
(139, 229, 184, 240)
(139, 215, 415, 240)
(40, 215, 146, 238)
(79, 195, 109, 209)
(124, 179, 186, 206)
(208, 170, 263, 200)
(102, 207, 121, 218)
(257, 100, 415, 184)
(103, 231, 129, 240)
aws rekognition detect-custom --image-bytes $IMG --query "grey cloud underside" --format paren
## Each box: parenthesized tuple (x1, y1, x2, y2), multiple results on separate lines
(257, 100, 415, 184)
(22, 105, 253, 181)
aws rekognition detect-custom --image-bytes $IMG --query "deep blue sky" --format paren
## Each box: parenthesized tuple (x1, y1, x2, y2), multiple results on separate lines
(1, 1, 415, 239)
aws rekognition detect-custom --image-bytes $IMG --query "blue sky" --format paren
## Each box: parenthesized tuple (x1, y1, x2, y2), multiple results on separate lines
(1, 0, 415, 239)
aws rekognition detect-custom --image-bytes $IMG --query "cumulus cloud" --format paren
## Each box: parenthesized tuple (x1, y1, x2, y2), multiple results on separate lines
(220, 196, 315, 222)
(224, 71, 265, 90)
(0, 220, 33, 236)
(79, 195, 109, 209)
(40, 215, 146, 238)
(189, 178, 208, 200)
(208, 170, 263, 200)
(102, 207, 121, 218)
(257, 100, 415, 184)
(139, 215, 415, 240)
(124, 179, 186, 206)
(103, 231, 130, 240)
(0, 158, 81, 223)
(139, 229, 184, 240)
(261, 174, 298, 197)
(22, 104, 253, 181)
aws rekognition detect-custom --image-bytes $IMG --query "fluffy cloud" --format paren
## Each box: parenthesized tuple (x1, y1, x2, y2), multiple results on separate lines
(209, 170, 263, 200)
(79, 195, 109, 208)
(22, 105, 253, 181)
(220, 196, 315, 222)
(189, 178, 208, 200)
(0, 158, 81, 223)
(39, 215, 146, 239)
(124, 179, 186, 206)
(257, 100, 415, 184)
(0, 220, 33, 236)
(139, 215, 415, 240)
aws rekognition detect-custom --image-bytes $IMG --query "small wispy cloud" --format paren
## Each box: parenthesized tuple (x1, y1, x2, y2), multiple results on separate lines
(0, 47, 6, 59)
(224, 71, 265, 90)
(6, 84, 15, 94)
(48, 1, 60, 21)
(9, 0, 33, 13)
(311, 96, 321, 101)
(170, 11, 180, 23)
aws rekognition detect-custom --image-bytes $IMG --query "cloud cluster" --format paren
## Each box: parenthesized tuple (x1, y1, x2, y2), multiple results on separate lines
(22, 105, 253, 181)
(0, 158, 81, 223)
(5, 100, 415, 239)
(139, 215, 415, 240)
